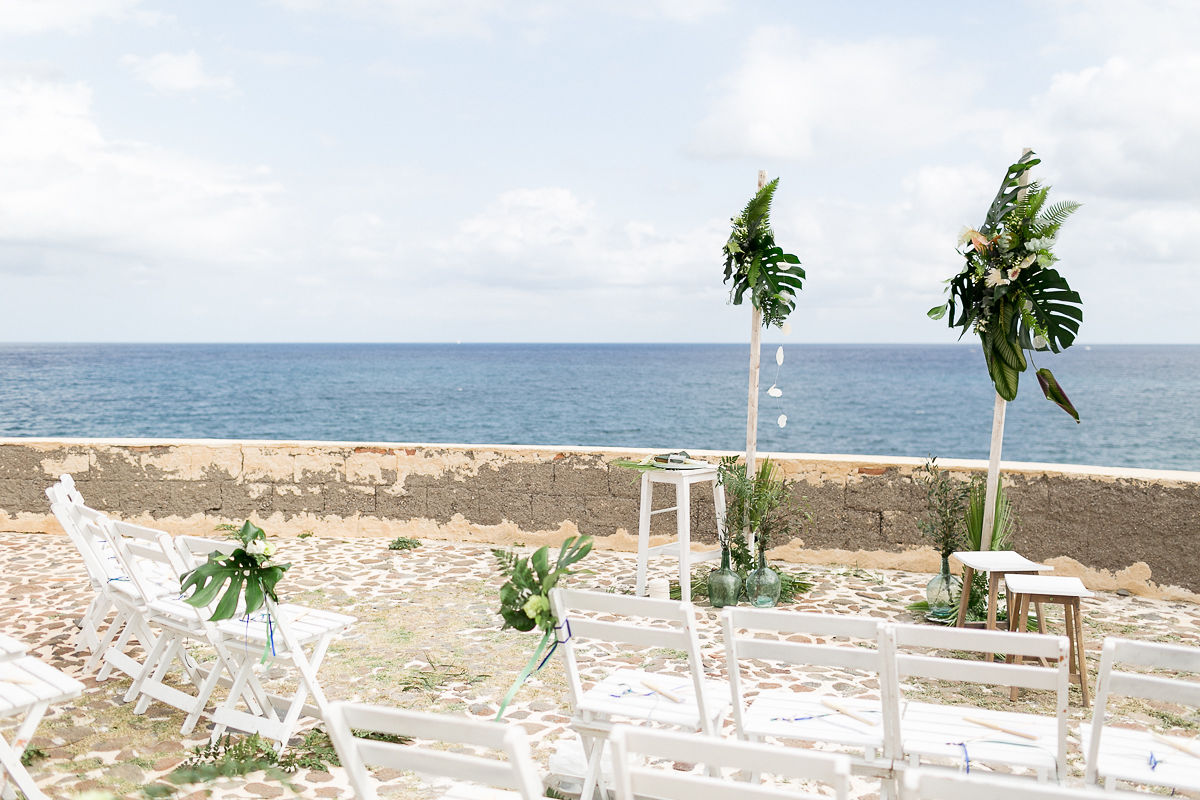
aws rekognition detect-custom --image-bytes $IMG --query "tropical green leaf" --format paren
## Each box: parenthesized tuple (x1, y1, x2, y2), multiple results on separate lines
(927, 304, 947, 320)
(1022, 267, 1083, 352)
(1036, 368, 1080, 422)
(722, 178, 804, 328)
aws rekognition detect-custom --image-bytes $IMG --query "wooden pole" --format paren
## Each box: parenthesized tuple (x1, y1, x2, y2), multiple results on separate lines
(745, 169, 768, 557)
(980, 147, 1032, 551)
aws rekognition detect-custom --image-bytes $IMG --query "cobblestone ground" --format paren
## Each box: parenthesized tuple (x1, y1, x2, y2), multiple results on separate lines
(2, 531, 1198, 799)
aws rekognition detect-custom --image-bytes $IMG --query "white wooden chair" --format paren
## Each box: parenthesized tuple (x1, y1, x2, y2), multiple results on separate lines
(104, 518, 250, 735)
(325, 703, 544, 800)
(722, 608, 899, 781)
(0, 644, 85, 800)
(610, 724, 852, 800)
(1082, 637, 1200, 793)
(891, 622, 1069, 781)
(549, 587, 729, 800)
(903, 768, 1134, 800)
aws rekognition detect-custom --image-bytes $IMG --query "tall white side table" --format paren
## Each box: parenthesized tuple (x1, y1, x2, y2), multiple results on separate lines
(634, 468, 726, 602)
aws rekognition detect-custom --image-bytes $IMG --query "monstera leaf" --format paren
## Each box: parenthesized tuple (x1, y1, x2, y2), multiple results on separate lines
(1022, 267, 1083, 353)
(723, 178, 805, 328)
(180, 523, 290, 621)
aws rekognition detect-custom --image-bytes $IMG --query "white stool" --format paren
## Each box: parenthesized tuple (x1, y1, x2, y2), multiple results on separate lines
(952, 549, 1052, 631)
(634, 468, 726, 602)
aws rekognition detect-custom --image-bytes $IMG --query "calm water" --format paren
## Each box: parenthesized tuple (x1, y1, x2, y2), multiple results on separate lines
(0, 343, 1195, 471)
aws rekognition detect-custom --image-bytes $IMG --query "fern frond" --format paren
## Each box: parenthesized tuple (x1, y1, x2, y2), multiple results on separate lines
(1034, 200, 1081, 235)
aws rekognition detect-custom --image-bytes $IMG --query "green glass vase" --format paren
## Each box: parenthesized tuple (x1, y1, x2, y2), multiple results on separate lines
(708, 548, 741, 608)
(925, 554, 962, 621)
(746, 551, 781, 608)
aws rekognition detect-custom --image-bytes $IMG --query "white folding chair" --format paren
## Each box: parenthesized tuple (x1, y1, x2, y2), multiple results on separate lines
(549, 588, 729, 800)
(104, 518, 250, 735)
(891, 623, 1070, 781)
(325, 703, 544, 800)
(0, 646, 85, 800)
(903, 768, 1134, 800)
(722, 608, 899, 783)
(1082, 637, 1200, 793)
(0, 635, 25, 663)
(610, 724, 852, 800)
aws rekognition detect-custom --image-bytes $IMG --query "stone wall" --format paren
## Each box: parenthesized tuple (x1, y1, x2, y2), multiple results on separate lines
(2, 438, 1198, 595)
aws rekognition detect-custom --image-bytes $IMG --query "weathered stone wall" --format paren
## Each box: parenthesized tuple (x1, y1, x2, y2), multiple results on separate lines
(2, 438, 1198, 595)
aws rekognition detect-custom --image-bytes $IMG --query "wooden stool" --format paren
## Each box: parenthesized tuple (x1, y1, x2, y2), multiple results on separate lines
(634, 467, 725, 602)
(953, 550, 1052, 632)
(1004, 574, 1095, 706)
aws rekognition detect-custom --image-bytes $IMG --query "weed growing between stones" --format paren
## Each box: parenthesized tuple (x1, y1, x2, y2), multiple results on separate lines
(398, 651, 489, 692)
(388, 536, 422, 551)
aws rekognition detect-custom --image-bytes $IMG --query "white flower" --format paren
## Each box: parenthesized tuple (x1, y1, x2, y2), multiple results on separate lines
(781, 322, 792, 336)
(262, 541, 277, 558)
(767, 384, 783, 398)
(1026, 236, 1055, 252)
(1019, 253, 1036, 270)
(957, 226, 975, 246)
(777, 414, 787, 428)
(1033, 334, 1049, 350)
(1023, 299, 1033, 312)
(775, 346, 784, 366)
(246, 539, 266, 556)
(984, 269, 1009, 288)
(1037, 253, 1052, 266)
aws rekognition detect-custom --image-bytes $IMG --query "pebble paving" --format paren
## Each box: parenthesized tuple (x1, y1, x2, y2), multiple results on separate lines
(1, 530, 1197, 799)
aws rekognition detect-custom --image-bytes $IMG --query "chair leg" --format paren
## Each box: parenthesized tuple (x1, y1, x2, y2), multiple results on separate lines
(635, 475, 652, 597)
(677, 482, 692, 603)
(1072, 599, 1089, 706)
(955, 566, 975, 627)
(577, 733, 606, 800)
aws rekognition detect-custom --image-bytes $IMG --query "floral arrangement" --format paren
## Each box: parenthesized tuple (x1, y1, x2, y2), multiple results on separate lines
(492, 536, 592, 718)
(180, 521, 290, 621)
(722, 177, 805, 329)
(929, 151, 1083, 420)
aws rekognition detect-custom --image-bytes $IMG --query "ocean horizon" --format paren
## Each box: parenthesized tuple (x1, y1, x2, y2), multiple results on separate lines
(2, 342, 1196, 472)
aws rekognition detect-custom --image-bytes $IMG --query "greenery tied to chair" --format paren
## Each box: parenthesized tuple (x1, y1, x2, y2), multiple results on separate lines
(180, 521, 290, 621)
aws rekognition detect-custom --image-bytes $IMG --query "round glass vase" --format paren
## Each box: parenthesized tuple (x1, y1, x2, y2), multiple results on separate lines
(925, 555, 962, 622)
(746, 551, 781, 608)
(708, 548, 742, 608)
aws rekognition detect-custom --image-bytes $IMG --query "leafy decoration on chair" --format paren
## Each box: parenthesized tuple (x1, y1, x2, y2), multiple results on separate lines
(722, 178, 805, 328)
(929, 151, 1083, 420)
(180, 521, 290, 621)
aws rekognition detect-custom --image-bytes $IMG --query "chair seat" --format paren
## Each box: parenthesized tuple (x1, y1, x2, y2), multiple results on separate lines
(743, 690, 887, 751)
(1081, 723, 1200, 792)
(0, 634, 25, 662)
(901, 701, 1060, 775)
(215, 604, 356, 647)
(0, 656, 85, 717)
(576, 669, 729, 729)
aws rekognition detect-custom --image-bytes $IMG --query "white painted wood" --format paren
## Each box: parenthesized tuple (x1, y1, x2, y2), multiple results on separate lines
(633, 468, 723, 600)
(890, 622, 1069, 780)
(980, 147, 1032, 549)
(610, 725, 852, 800)
(722, 608, 900, 769)
(325, 703, 543, 800)
(548, 588, 728, 800)
(1083, 637, 1200, 793)
(741, 169, 769, 559)
(0, 651, 84, 800)
(906, 768, 1130, 800)
(1002, 574, 1094, 598)
(952, 550, 1051, 573)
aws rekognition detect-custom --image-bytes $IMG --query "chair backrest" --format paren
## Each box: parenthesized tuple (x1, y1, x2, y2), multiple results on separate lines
(102, 518, 186, 605)
(1085, 637, 1200, 784)
(549, 588, 713, 726)
(722, 608, 898, 744)
(324, 702, 543, 800)
(906, 767, 1119, 800)
(50, 499, 123, 588)
(610, 725, 851, 800)
(45, 473, 85, 507)
(175, 535, 239, 569)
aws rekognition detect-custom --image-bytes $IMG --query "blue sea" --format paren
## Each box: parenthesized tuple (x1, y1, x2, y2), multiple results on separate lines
(0, 343, 1196, 471)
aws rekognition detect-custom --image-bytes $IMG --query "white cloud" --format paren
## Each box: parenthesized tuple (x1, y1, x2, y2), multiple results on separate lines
(0, 0, 146, 35)
(121, 51, 233, 94)
(0, 75, 281, 276)
(693, 28, 984, 161)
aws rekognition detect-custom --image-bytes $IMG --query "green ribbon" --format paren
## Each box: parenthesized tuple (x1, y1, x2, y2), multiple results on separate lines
(494, 628, 553, 721)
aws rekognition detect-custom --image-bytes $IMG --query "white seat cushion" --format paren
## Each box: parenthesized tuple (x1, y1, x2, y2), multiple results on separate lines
(901, 701, 1060, 776)
(1081, 723, 1200, 792)
(743, 690, 887, 752)
(576, 668, 729, 729)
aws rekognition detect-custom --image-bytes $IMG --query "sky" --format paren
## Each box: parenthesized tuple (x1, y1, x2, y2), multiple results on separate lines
(0, 0, 1197, 344)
